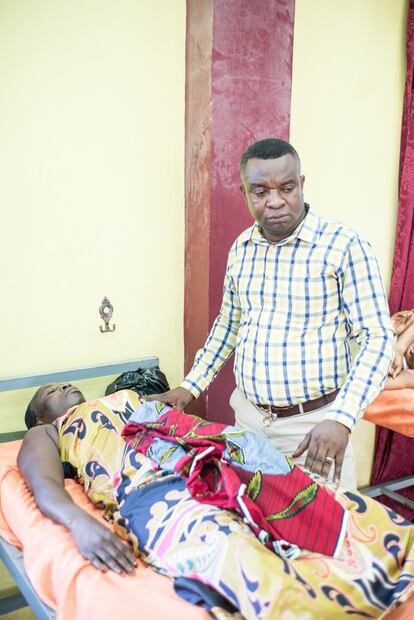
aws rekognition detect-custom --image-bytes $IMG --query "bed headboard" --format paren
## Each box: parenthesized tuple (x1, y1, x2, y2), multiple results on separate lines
(0, 357, 159, 444)
(0, 431, 25, 443)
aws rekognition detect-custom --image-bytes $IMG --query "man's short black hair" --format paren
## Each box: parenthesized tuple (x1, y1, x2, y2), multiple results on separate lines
(240, 138, 300, 173)
(25, 400, 37, 429)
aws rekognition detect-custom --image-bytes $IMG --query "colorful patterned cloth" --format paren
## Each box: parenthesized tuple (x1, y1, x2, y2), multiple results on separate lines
(122, 401, 347, 558)
(55, 390, 175, 522)
(55, 390, 414, 619)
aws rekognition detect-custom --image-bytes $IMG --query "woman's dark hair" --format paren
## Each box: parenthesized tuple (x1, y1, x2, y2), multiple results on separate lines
(25, 400, 37, 429)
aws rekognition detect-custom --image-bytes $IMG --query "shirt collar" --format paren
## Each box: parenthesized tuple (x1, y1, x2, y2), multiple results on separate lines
(248, 204, 321, 247)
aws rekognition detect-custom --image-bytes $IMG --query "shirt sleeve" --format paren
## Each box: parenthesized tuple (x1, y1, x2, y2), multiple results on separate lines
(181, 246, 241, 397)
(325, 236, 395, 430)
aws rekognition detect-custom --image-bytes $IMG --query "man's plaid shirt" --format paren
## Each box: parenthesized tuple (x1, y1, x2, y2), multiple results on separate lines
(182, 208, 395, 430)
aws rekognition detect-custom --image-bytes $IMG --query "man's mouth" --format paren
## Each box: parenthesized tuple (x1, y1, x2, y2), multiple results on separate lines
(266, 215, 289, 223)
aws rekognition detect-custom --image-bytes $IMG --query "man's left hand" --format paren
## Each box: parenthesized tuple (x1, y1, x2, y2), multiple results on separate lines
(291, 420, 350, 483)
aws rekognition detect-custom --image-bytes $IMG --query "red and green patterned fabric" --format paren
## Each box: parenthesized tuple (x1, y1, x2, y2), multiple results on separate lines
(122, 406, 347, 557)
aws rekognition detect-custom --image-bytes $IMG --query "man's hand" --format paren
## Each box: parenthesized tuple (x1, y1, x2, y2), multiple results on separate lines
(144, 387, 195, 411)
(291, 419, 351, 483)
(69, 511, 137, 575)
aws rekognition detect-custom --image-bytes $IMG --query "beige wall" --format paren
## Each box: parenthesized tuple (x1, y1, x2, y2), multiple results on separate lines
(0, 0, 186, 431)
(290, 0, 408, 485)
(0, 1, 408, 481)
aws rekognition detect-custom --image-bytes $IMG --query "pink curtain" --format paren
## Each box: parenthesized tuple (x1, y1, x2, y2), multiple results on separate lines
(371, 0, 414, 519)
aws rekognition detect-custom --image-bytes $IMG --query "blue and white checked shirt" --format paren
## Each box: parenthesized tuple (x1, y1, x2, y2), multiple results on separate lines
(182, 208, 395, 430)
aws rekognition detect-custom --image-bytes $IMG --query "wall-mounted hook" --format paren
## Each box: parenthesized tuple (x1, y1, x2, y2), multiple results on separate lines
(99, 297, 116, 333)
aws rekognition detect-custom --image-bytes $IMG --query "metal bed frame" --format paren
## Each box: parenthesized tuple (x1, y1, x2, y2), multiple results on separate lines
(358, 404, 414, 511)
(0, 357, 159, 617)
(360, 475, 414, 510)
(0, 537, 54, 619)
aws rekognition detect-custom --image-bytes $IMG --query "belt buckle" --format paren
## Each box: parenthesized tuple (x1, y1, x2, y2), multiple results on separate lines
(261, 405, 277, 427)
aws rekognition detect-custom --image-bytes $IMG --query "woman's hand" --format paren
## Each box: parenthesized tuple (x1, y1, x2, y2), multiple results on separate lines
(18, 425, 136, 576)
(389, 349, 404, 378)
(68, 511, 137, 575)
(391, 310, 414, 336)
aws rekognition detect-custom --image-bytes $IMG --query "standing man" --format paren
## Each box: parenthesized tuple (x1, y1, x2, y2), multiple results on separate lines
(151, 138, 394, 488)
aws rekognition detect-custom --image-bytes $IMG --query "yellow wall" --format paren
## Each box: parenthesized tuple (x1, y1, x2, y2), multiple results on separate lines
(290, 0, 408, 485)
(0, 0, 408, 483)
(0, 1, 186, 430)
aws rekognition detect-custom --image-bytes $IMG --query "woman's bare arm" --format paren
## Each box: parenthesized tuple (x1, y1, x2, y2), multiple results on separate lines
(384, 370, 414, 390)
(389, 322, 414, 378)
(18, 425, 136, 574)
(396, 322, 414, 355)
(391, 311, 414, 336)
(18, 425, 79, 523)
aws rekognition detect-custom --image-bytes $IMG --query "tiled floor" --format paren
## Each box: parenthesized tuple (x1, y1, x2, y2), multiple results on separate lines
(0, 561, 35, 619)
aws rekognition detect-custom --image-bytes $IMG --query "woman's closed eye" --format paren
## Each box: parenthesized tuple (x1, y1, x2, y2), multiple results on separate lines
(43, 386, 58, 397)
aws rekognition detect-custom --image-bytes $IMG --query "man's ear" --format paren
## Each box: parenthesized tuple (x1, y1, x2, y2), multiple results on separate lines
(240, 184, 248, 204)
(300, 174, 305, 190)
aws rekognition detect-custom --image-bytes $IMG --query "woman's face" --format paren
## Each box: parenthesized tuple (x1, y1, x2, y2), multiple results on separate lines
(405, 343, 414, 370)
(32, 383, 86, 424)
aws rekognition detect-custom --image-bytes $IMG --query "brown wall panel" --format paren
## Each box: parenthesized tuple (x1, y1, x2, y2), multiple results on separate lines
(185, 0, 295, 422)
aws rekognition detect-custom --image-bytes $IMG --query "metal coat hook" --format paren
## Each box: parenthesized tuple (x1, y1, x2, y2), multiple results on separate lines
(99, 297, 116, 333)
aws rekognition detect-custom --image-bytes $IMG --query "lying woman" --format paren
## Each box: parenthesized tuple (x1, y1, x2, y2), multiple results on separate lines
(18, 383, 414, 619)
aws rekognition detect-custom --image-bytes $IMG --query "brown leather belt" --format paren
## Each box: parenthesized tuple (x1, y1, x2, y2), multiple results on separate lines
(256, 389, 340, 427)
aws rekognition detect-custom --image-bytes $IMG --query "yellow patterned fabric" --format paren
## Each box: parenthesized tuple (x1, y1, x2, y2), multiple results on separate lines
(54, 390, 414, 619)
(119, 471, 414, 619)
(55, 390, 167, 519)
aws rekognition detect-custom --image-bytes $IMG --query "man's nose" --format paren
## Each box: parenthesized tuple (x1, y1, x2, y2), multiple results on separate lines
(61, 383, 71, 391)
(266, 189, 285, 208)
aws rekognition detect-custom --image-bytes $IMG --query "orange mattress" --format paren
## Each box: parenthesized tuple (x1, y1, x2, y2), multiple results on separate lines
(2, 433, 414, 620)
(0, 441, 209, 620)
(363, 387, 414, 437)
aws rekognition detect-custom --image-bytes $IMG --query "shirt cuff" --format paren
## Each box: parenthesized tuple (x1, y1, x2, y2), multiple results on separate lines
(180, 378, 203, 399)
(324, 410, 355, 432)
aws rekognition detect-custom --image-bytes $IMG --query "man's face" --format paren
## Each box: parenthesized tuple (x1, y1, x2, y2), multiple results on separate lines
(240, 154, 305, 243)
(33, 383, 86, 424)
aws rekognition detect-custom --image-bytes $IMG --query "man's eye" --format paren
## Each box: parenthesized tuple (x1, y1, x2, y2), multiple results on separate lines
(283, 185, 294, 193)
(252, 188, 267, 197)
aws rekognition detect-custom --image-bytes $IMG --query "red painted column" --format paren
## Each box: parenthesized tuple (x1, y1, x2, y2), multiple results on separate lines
(184, 0, 214, 417)
(185, 0, 295, 423)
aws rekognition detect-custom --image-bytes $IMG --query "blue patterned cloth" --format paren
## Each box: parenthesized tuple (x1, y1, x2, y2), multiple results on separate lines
(130, 401, 291, 475)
